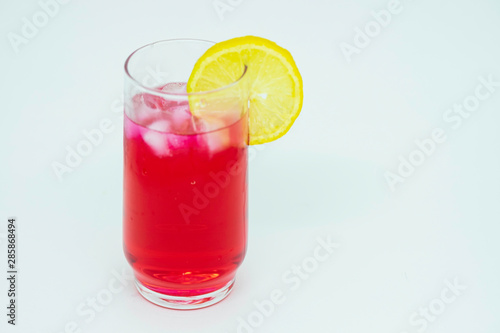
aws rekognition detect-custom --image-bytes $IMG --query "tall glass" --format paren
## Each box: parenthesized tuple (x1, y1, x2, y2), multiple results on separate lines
(123, 40, 249, 309)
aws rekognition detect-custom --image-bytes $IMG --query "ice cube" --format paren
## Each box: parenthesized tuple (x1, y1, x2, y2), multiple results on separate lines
(161, 82, 187, 94)
(167, 103, 194, 132)
(148, 120, 170, 133)
(200, 116, 226, 132)
(142, 130, 170, 157)
(199, 117, 231, 154)
(135, 93, 170, 111)
(130, 93, 172, 127)
(206, 129, 231, 155)
(166, 133, 197, 151)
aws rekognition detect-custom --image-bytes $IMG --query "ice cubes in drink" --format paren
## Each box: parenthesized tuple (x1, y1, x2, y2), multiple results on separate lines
(160, 82, 187, 94)
(125, 83, 245, 158)
(198, 117, 231, 155)
(148, 120, 170, 133)
(142, 130, 170, 157)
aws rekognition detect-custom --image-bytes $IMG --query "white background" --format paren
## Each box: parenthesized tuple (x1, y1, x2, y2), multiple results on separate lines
(1, 0, 500, 332)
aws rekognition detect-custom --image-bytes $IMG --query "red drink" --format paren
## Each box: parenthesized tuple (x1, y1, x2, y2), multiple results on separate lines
(123, 86, 248, 300)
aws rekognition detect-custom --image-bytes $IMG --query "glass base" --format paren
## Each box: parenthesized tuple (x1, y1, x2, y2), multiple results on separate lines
(134, 278, 235, 310)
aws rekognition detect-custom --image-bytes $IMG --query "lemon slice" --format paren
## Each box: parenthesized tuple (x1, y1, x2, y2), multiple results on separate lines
(187, 36, 303, 145)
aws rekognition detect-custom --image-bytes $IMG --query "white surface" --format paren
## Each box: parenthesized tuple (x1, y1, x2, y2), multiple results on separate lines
(1, 0, 500, 332)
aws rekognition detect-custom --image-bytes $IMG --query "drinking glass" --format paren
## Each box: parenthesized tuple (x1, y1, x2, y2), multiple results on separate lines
(123, 39, 249, 309)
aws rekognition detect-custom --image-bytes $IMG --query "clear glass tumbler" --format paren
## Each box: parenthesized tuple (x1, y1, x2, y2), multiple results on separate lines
(123, 39, 249, 309)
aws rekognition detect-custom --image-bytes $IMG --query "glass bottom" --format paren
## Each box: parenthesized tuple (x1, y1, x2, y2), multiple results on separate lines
(134, 277, 235, 310)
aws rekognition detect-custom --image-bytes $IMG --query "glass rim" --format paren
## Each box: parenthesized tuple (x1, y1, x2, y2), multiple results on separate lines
(124, 38, 247, 97)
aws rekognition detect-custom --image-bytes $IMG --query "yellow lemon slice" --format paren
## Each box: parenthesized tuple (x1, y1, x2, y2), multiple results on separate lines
(187, 36, 303, 145)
